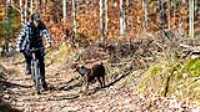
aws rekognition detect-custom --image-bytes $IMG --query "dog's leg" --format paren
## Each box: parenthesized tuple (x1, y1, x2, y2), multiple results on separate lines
(80, 76, 87, 93)
(97, 77, 103, 88)
(80, 78, 85, 93)
(84, 80, 90, 95)
(101, 76, 105, 88)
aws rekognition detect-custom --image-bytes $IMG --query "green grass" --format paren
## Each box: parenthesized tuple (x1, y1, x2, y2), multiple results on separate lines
(184, 59, 200, 77)
(138, 57, 200, 105)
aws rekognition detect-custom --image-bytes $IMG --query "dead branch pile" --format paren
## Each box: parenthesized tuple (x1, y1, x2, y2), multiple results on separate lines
(179, 38, 200, 59)
(73, 34, 200, 76)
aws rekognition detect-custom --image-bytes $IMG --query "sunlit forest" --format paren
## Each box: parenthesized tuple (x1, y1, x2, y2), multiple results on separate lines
(0, 0, 200, 111)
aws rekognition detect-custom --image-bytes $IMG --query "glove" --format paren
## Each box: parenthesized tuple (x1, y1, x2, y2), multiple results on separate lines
(16, 47, 22, 52)
(19, 50, 24, 53)
(46, 43, 52, 49)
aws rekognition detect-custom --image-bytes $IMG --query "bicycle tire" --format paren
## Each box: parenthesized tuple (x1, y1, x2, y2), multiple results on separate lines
(31, 60, 36, 85)
(31, 59, 42, 94)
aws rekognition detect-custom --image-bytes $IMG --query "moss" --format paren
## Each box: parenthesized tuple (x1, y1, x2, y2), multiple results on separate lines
(138, 58, 200, 106)
(138, 64, 163, 93)
(184, 59, 200, 77)
(149, 65, 162, 76)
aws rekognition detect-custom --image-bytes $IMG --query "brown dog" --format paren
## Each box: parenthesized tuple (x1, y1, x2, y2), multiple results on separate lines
(74, 63, 106, 92)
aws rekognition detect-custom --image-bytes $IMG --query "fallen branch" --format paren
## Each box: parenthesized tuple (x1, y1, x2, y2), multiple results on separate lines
(0, 81, 32, 88)
(179, 44, 200, 53)
(179, 44, 200, 58)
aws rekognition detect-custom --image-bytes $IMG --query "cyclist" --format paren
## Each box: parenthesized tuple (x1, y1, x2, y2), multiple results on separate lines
(17, 12, 53, 90)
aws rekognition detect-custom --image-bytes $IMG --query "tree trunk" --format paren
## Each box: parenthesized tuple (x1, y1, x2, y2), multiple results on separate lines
(72, 0, 77, 39)
(159, 0, 165, 31)
(30, 0, 33, 14)
(100, 0, 108, 41)
(63, 0, 67, 24)
(5, 0, 8, 18)
(173, 4, 175, 29)
(189, 0, 195, 38)
(120, 0, 126, 36)
(159, 0, 167, 38)
(6, 0, 12, 5)
(35, 0, 38, 11)
(143, 0, 148, 31)
(39, 0, 42, 13)
(24, 0, 28, 24)
(126, 0, 132, 7)
(19, 0, 24, 24)
(44, 0, 47, 15)
(168, 0, 171, 30)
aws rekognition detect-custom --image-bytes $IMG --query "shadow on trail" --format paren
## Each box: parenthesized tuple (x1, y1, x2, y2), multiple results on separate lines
(59, 82, 82, 91)
(0, 80, 32, 89)
(90, 71, 131, 95)
(0, 98, 22, 112)
(49, 69, 132, 96)
(48, 95, 80, 101)
(105, 71, 131, 88)
(48, 76, 82, 92)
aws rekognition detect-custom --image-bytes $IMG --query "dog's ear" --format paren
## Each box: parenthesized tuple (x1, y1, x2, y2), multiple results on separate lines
(80, 65, 84, 69)
(71, 63, 77, 69)
(79, 63, 84, 67)
(71, 63, 79, 73)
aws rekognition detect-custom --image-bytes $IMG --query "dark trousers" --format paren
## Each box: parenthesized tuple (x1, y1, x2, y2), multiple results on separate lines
(23, 50, 46, 86)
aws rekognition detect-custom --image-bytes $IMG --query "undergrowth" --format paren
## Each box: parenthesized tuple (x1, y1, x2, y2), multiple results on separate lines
(138, 57, 200, 105)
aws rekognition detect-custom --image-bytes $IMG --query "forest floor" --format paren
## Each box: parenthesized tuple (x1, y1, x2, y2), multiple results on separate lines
(1, 37, 200, 112)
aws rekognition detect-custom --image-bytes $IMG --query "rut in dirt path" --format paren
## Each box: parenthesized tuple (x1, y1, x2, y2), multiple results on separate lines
(1, 58, 84, 111)
(1, 58, 200, 112)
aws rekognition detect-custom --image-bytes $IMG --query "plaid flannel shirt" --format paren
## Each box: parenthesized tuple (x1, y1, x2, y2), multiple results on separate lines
(16, 22, 52, 52)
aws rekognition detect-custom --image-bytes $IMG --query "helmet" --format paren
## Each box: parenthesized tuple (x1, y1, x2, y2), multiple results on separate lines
(31, 12, 41, 22)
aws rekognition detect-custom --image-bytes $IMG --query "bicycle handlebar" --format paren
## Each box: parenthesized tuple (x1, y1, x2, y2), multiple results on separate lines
(30, 47, 45, 52)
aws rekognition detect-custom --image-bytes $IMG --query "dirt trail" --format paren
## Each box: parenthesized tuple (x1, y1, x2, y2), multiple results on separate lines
(1, 57, 200, 112)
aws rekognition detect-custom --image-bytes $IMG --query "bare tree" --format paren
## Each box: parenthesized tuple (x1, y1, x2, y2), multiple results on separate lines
(120, 0, 126, 36)
(173, 0, 176, 28)
(100, 0, 108, 41)
(19, 0, 24, 24)
(5, 0, 8, 17)
(35, 0, 38, 11)
(126, 0, 132, 7)
(44, 0, 47, 15)
(24, 0, 28, 24)
(189, 0, 194, 38)
(39, 0, 42, 13)
(72, 0, 77, 38)
(63, 0, 67, 24)
(143, 0, 148, 30)
(30, 0, 33, 14)
(159, 0, 165, 32)
(168, 0, 171, 30)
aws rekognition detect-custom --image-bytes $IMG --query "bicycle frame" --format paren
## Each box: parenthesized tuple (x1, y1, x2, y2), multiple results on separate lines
(30, 47, 46, 94)
(31, 49, 42, 94)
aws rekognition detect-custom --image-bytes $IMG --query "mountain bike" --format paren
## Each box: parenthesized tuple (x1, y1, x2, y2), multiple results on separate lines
(30, 47, 44, 94)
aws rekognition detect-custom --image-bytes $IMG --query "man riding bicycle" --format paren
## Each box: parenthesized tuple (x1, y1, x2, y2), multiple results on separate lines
(17, 12, 53, 91)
